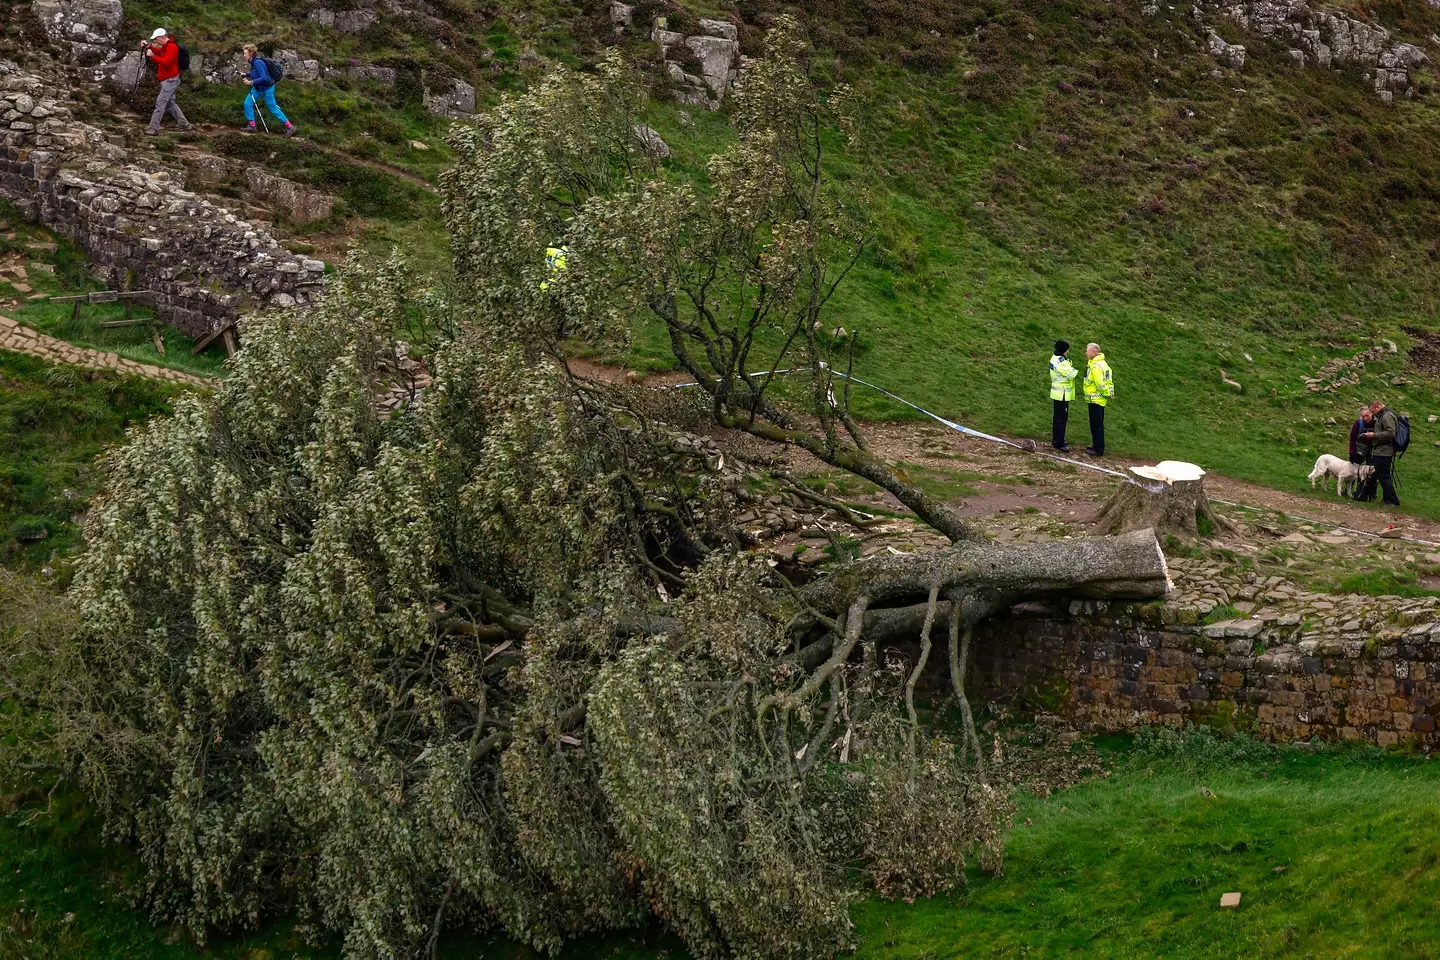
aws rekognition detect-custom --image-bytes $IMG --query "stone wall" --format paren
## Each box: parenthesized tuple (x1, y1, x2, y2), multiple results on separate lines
(972, 596, 1440, 747)
(0, 62, 324, 338)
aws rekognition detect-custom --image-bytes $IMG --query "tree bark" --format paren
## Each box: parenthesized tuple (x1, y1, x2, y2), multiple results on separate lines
(804, 528, 1171, 625)
(1094, 478, 1232, 541)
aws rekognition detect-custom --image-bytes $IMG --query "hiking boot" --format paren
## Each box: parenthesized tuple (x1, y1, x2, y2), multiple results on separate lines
(282, 124, 296, 138)
(144, 128, 160, 136)
(177, 123, 195, 133)
(1053, 443, 1070, 453)
(1084, 447, 1101, 456)
(243, 124, 258, 134)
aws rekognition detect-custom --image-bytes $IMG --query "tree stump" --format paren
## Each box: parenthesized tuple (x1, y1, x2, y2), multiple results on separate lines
(1094, 461, 1232, 541)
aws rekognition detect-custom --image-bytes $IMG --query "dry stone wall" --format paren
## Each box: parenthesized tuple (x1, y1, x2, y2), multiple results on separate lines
(0, 61, 324, 338)
(973, 593, 1440, 747)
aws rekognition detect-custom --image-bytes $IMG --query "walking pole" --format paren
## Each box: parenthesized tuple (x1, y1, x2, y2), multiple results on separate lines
(247, 90, 269, 133)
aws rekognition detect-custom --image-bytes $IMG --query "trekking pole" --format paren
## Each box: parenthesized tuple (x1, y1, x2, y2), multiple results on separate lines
(247, 90, 269, 133)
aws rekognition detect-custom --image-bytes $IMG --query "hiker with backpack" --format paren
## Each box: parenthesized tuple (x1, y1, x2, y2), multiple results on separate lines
(143, 28, 193, 136)
(1358, 399, 1404, 507)
(241, 45, 295, 138)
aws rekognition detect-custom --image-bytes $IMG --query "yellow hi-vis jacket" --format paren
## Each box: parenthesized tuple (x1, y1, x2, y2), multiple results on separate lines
(1049, 354, 1077, 401)
(1083, 353, 1115, 406)
(540, 245, 568, 291)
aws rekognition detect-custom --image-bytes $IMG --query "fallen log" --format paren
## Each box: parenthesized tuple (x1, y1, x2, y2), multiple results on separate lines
(805, 527, 1171, 626)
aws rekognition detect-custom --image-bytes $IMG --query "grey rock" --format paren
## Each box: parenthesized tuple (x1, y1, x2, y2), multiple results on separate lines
(348, 64, 398, 86)
(32, 0, 123, 62)
(633, 124, 670, 159)
(610, 1, 634, 26)
(274, 50, 321, 84)
(698, 17, 739, 41)
(309, 7, 378, 34)
(423, 77, 476, 116)
(99, 51, 144, 95)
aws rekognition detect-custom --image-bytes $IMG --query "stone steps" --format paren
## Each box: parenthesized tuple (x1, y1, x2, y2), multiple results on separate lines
(0, 312, 212, 387)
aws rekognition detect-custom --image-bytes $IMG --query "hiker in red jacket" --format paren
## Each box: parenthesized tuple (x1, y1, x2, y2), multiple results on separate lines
(143, 28, 192, 136)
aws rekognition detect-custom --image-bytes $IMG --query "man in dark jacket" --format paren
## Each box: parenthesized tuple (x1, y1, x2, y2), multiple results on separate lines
(1360, 400, 1400, 507)
(143, 28, 192, 136)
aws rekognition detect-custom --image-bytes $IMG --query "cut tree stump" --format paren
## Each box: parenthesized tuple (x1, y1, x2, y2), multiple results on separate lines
(1094, 461, 1232, 541)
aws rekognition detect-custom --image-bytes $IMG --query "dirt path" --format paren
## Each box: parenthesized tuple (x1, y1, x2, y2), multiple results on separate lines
(0, 314, 212, 388)
(184, 125, 441, 194)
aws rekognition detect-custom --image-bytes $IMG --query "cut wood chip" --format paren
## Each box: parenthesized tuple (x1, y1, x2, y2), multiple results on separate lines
(1219, 892, 1242, 908)
(483, 639, 513, 662)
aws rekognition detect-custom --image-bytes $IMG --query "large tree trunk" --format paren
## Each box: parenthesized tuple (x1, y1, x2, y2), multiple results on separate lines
(805, 527, 1171, 624)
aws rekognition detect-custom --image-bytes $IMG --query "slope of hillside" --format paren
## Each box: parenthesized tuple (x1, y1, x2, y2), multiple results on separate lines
(602, 0, 1440, 519)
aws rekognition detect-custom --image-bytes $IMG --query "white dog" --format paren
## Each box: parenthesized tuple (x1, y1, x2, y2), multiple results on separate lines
(1308, 454, 1374, 498)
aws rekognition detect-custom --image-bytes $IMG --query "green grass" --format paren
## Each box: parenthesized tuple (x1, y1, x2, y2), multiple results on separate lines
(6, 734, 1440, 957)
(0, 352, 180, 569)
(852, 738, 1440, 958)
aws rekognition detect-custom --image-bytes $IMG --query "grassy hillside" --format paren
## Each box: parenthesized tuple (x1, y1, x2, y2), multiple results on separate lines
(603, 0, 1440, 519)
(34, 0, 1440, 516)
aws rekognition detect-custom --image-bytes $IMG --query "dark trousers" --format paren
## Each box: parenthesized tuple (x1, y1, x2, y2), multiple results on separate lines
(1088, 403, 1105, 455)
(1052, 399, 1069, 448)
(1369, 455, 1400, 506)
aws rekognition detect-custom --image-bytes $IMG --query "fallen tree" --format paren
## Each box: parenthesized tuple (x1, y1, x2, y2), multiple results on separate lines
(23, 21, 1171, 960)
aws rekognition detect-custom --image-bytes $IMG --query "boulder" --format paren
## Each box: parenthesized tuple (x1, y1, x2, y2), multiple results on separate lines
(423, 77, 476, 116)
(346, 64, 399, 86)
(610, 2, 634, 27)
(633, 124, 670, 159)
(274, 50, 321, 84)
(1205, 29, 1247, 69)
(309, 7, 379, 34)
(698, 18, 739, 41)
(99, 51, 144, 95)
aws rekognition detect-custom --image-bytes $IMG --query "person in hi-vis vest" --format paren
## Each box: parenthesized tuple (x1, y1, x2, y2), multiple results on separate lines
(1082, 342, 1115, 457)
(1048, 340, 1078, 453)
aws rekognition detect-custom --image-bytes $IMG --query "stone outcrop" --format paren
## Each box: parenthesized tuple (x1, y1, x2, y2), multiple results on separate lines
(31, 0, 123, 67)
(422, 76, 476, 116)
(651, 16, 742, 110)
(308, 7, 380, 35)
(274, 50, 322, 84)
(243, 168, 335, 224)
(0, 62, 324, 338)
(1164, 1, 1431, 101)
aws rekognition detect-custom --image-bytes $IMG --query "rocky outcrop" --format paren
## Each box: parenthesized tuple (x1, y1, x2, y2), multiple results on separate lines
(651, 17, 742, 110)
(422, 76, 476, 116)
(308, 7, 380, 35)
(0, 62, 324, 338)
(243, 168, 334, 224)
(1205, 29, 1247, 68)
(1164, 1, 1431, 101)
(274, 50, 322, 84)
(31, 0, 123, 67)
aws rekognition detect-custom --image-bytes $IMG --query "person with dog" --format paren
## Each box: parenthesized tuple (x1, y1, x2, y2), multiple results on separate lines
(1358, 399, 1401, 507)
(241, 44, 296, 138)
(1348, 406, 1374, 467)
(1048, 340, 1078, 453)
(1082, 342, 1114, 456)
(143, 28, 192, 136)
